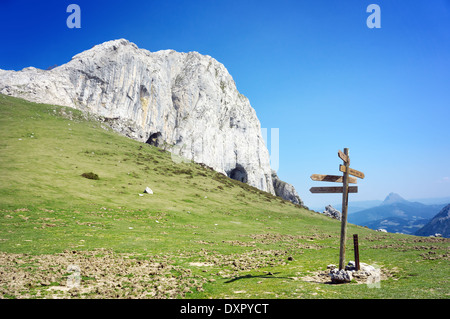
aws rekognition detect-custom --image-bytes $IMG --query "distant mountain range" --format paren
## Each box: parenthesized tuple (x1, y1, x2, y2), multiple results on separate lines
(310, 195, 450, 215)
(416, 204, 450, 238)
(347, 193, 447, 235)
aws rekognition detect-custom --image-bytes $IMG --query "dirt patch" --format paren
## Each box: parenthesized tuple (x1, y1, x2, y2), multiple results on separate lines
(193, 240, 215, 245)
(301, 272, 331, 284)
(420, 251, 450, 260)
(222, 240, 256, 247)
(194, 248, 292, 277)
(246, 233, 325, 249)
(0, 249, 206, 299)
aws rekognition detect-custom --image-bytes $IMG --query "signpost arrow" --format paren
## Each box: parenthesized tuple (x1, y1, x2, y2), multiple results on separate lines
(309, 186, 358, 194)
(310, 174, 357, 184)
(338, 150, 348, 163)
(339, 165, 365, 179)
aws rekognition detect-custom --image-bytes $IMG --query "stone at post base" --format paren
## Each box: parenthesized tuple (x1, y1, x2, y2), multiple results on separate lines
(329, 268, 353, 284)
(328, 261, 381, 284)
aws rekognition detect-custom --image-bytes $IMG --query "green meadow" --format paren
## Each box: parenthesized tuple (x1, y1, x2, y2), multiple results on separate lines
(0, 94, 448, 299)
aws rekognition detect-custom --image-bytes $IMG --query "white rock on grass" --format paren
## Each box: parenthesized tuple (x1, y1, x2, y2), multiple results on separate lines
(322, 205, 341, 221)
(329, 269, 353, 284)
(271, 170, 303, 205)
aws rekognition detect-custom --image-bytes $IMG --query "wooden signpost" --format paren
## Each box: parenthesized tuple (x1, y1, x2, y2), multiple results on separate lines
(310, 174, 357, 184)
(310, 148, 365, 270)
(339, 165, 365, 179)
(310, 186, 358, 194)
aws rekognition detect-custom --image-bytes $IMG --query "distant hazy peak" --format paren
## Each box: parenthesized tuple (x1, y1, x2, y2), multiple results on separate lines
(382, 192, 408, 205)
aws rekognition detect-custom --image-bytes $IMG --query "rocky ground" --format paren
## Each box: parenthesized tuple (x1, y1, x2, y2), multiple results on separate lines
(0, 245, 300, 299)
(0, 249, 206, 299)
(0, 231, 337, 299)
(1, 233, 448, 298)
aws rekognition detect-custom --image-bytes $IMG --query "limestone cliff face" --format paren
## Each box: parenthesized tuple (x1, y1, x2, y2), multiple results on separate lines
(0, 39, 275, 194)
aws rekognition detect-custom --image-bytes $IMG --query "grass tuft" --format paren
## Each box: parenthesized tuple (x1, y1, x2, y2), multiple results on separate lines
(81, 172, 100, 180)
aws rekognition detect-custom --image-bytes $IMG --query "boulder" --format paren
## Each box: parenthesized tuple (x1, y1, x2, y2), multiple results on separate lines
(330, 261, 381, 285)
(323, 205, 341, 221)
(271, 170, 303, 205)
(329, 269, 353, 284)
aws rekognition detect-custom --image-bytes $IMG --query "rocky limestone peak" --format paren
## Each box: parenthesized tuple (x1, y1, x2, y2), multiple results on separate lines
(0, 39, 303, 196)
(71, 38, 139, 60)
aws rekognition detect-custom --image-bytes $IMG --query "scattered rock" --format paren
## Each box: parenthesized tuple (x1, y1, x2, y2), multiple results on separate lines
(330, 261, 381, 285)
(322, 205, 341, 221)
(271, 170, 303, 205)
(345, 261, 357, 271)
(327, 264, 336, 270)
(329, 269, 353, 284)
(0, 249, 206, 299)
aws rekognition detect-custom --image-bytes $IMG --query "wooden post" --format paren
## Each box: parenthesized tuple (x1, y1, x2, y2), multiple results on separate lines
(339, 148, 350, 270)
(353, 234, 360, 271)
(310, 148, 365, 272)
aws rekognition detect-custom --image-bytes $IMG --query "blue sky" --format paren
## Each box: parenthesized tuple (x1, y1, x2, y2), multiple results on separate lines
(1, 0, 449, 208)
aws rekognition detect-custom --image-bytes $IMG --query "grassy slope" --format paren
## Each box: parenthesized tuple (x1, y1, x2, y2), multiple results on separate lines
(0, 94, 448, 299)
